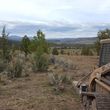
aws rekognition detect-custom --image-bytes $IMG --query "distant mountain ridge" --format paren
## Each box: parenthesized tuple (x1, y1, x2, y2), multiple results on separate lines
(47, 37, 97, 44)
(7, 35, 97, 44)
(8, 35, 33, 41)
(8, 35, 22, 41)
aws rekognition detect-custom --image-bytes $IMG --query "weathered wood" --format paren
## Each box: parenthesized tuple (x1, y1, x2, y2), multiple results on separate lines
(95, 79, 110, 92)
(101, 77, 110, 86)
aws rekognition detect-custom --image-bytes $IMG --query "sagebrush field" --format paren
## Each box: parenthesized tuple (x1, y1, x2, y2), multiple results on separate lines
(0, 53, 98, 110)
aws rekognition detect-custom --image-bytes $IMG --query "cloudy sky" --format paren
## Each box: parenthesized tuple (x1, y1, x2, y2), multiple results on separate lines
(0, 0, 110, 38)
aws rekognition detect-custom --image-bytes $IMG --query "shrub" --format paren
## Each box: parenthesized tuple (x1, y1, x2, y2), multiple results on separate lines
(48, 73, 65, 94)
(33, 53, 49, 72)
(48, 73, 61, 86)
(60, 73, 71, 84)
(52, 48, 59, 55)
(0, 60, 7, 73)
(4, 50, 12, 63)
(60, 49, 64, 54)
(81, 47, 93, 56)
(48, 73, 71, 94)
(49, 56, 56, 64)
(7, 60, 23, 78)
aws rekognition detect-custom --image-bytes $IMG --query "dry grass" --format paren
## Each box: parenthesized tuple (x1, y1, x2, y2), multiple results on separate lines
(0, 73, 81, 110)
(55, 55, 98, 80)
(0, 55, 98, 110)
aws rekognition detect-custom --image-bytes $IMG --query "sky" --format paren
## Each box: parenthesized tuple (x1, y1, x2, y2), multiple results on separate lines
(0, 0, 110, 38)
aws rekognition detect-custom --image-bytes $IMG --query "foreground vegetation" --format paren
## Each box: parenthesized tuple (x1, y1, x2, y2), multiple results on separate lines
(0, 55, 98, 110)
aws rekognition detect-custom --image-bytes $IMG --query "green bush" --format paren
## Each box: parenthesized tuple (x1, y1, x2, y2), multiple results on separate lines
(33, 53, 49, 72)
(52, 48, 59, 55)
(32, 30, 49, 72)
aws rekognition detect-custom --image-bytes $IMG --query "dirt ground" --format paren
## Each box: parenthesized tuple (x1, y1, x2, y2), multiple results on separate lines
(0, 55, 98, 110)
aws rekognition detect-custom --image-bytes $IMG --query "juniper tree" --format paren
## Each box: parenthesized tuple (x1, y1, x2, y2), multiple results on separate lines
(21, 35, 31, 57)
(1, 26, 10, 61)
(95, 29, 110, 55)
(33, 30, 49, 72)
